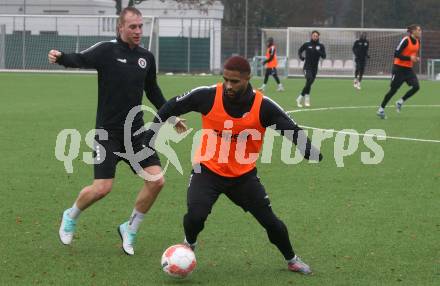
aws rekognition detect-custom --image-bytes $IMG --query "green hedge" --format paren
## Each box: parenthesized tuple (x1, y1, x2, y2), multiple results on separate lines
(4, 34, 210, 72)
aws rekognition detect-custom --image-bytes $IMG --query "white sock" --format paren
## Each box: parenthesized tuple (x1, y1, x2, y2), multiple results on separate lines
(397, 98, 404, 104)
(68, 203, 82, 220)
(297, 95, 303, 101)
(378, 107, 384, 112)
(128, 209, 145, 233)
(305, 94, 310, 100)
(184, 237, 197, 247)
(287, 255, 298, 263)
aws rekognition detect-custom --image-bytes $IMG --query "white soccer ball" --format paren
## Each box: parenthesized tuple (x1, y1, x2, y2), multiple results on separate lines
(161, 244, 197, 278)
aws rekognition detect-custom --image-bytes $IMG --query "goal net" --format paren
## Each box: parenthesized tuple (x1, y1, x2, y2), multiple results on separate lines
(0, 14, 159, 71)
(427, 59, 440, 80)
(261, 27, 408, 78)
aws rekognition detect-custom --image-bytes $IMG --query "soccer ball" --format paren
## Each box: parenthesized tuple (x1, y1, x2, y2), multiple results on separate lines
(161, 244, 197, 278)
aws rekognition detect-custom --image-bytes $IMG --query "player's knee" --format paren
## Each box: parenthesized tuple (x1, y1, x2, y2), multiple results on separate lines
(389, 85, 399, 94)
(93, 182, 112, 199)
(266, 218, 287, 233)
(148, 176, 165, 191)
(253, 206, 286, 232)
(142, 174, 165, 196)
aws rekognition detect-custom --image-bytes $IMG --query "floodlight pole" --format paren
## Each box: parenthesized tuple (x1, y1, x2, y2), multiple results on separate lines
(361, 0, 365, 28)
(22, 0, 26, 69)
(244, 0, 248, 59)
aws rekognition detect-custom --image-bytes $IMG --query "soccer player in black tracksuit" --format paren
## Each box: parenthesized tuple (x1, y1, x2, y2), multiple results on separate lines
(377, 24, 422, 119)
(145, 56, 323, 274)
(296, 31, 326, 108)
(49, 7, 186, 256)
(352, 32, 370, 90)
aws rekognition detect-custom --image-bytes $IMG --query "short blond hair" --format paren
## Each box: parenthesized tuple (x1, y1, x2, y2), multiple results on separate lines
(117, 7, 142, 36)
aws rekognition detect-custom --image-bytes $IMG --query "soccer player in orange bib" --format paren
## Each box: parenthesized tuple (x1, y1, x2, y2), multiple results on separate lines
(145, 56, 323, 274)
(377, 25, 422, 119)
(258, 37, 285, 92)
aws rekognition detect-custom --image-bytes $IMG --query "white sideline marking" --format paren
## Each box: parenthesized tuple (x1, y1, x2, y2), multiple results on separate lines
(286, 105, 440, 144)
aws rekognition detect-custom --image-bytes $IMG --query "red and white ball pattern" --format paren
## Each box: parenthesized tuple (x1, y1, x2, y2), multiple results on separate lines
(161, 244, 197, 278)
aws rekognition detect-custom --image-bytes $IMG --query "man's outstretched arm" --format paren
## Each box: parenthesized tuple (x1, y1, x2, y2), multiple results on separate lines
(48, 41, 107, 69)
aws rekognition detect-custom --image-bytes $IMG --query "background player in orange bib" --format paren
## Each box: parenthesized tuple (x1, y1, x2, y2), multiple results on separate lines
(377, 24, 422, 119)
(258, 37, 285, 92)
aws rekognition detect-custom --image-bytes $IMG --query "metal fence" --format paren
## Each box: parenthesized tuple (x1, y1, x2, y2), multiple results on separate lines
(221, 25, 261, 65)
(0, 14, 223, 73)
(1, 14, 440, 77)
(223, 25, 440, 78)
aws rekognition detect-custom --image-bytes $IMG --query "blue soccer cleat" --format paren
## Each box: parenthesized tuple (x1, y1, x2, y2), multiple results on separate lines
(59, 209, 77, 245)
(118, 221, 137, 256)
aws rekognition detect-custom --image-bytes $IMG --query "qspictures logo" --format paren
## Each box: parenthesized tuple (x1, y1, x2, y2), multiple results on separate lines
(54, 105, 387, 181)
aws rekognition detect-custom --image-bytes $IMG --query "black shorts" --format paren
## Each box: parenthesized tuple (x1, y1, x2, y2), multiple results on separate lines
(265, 67, 278, 76)
(187, 165, 270, 213)
(93, 129, 161, 179)
(390, 65, 418, 89)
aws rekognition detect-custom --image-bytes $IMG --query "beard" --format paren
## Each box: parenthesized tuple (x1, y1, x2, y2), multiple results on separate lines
(225, 86, 247, 103)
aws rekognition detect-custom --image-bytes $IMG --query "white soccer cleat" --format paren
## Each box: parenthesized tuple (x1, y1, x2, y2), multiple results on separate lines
(59, 209, 77, 245)
(356, 82, 361, 90)
(304, 95, 311, 107)
(376, 109, 386, 119)
(288, 255, 312, 275)
(277, 84, 285, 92)
(353, 79, 358, 89)
(396, 101, 403, 112)
(296, 95, 303, 108)
(183, 237, 197, 251)
(118, 221, 137, 256)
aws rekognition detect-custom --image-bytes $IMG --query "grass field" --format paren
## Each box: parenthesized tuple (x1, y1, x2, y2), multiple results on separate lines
(0, 72, 439, 285)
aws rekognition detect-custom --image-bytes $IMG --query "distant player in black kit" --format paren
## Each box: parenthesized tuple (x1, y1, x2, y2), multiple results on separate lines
(377, 24, 422, 119)
(258, 37, 284, 92)
(352, 32, 370, 90)
(145, 56, 322, 274)
(49, 7, 187, 255)
(296, 31, 326, 107)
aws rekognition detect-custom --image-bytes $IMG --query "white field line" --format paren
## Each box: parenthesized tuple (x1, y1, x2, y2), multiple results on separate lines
(286, 105, 440, 144)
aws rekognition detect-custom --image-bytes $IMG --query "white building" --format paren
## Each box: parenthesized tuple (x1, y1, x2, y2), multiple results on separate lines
(0, 0, 115, 15)
(135, 0, 223, 72)
(0, 0, 224, 72)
